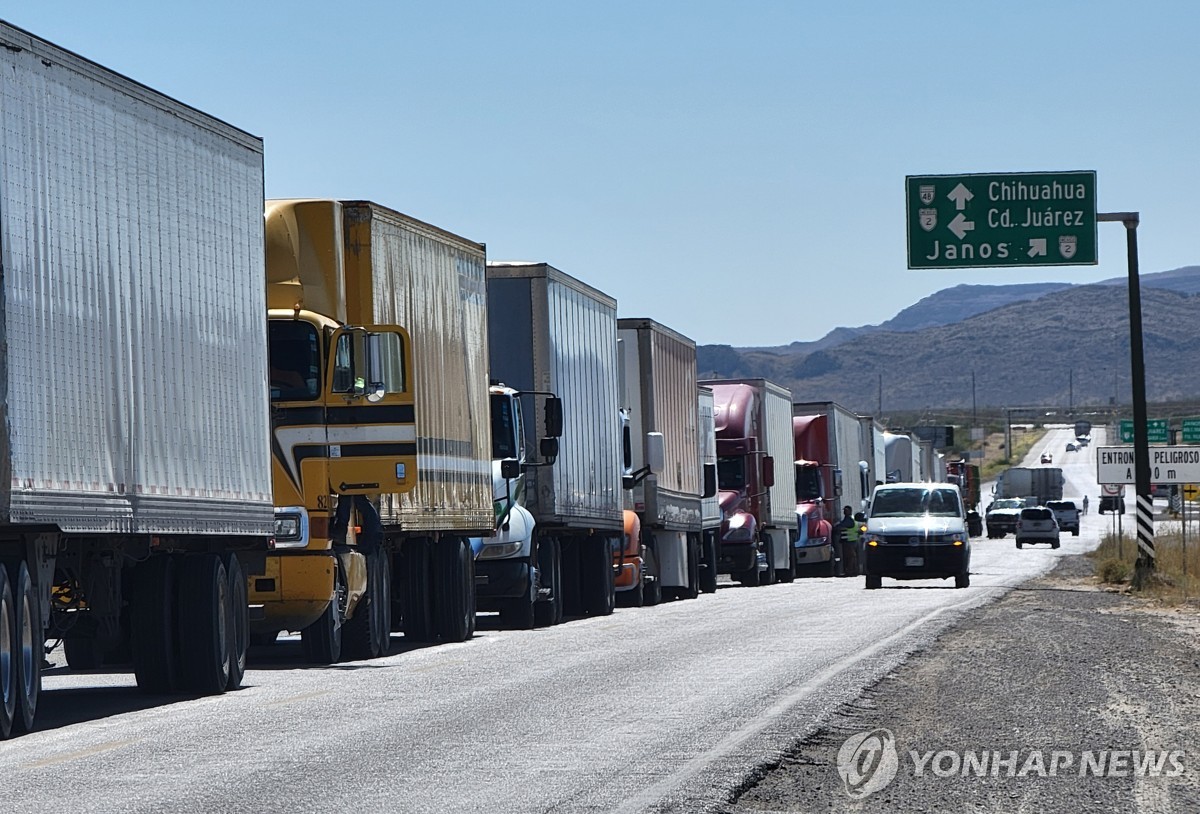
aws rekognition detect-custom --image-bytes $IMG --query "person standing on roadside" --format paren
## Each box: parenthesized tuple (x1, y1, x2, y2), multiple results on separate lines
(1082, 495, 1089, 515)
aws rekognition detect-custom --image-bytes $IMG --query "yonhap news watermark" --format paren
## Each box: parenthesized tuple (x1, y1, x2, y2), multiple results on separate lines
(837, 728, 1187, 800)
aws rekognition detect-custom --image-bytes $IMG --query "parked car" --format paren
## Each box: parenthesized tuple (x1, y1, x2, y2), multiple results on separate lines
(1015, 506, 1060, 549)
(1045, 500, 1080, 536)
(1040, 452, 1053, 464)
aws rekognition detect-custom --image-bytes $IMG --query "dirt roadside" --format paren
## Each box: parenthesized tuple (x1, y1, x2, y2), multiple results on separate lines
(719, 556, 1200, 814)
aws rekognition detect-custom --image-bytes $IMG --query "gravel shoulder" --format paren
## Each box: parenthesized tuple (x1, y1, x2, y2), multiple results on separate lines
(721, 555, 1200, 814)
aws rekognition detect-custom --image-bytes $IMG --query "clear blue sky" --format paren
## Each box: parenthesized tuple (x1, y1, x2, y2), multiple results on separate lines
(10, 3, 1198, 346)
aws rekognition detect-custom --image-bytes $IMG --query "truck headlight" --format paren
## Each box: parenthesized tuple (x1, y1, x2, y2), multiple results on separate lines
(477, 541, 523, 560)
(273, 507, 310, 550)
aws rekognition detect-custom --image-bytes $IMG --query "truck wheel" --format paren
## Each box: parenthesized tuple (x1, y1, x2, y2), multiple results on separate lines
(615, 569, 644, 609)
(11, 563, 39, 733)
(534, 535, 563, 627)
(0, 567, 16, 738)
(178, 554, 233, 693)
(131, 555, 179, 694)
(501, 553, 538, 629)
(758, 535, 776, 587)
(955, 571, 970, 589)
(775, 538, 796, 584)
(64, 636, 104, 671)
(642, 537, 662, 607)
(699, 532, 718, 594)
(865, 574, 882, 590)
(344, 550, 387, 659)
(374, 552, 392, 655)
(682, 533, 702, 598)
(433, 537, 475, 643)
(1052, 540, 1061, 550)
(223, 554, 249, 689)
(301, 561, 345, 664)
(401, 538, 434, 642)
(1071, 529, 1079, 537)
(1016, 540, 1023, 549)
(581, 536, 616, 616)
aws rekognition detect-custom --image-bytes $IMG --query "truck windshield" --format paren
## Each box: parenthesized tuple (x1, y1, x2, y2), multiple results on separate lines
(795, 465, 822, 502)
(268, 321, 320, 401)
(717, 455, 747, 490)
(871, 487, 961, 518)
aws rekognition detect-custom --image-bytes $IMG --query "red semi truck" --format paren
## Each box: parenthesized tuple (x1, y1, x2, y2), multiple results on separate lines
(700, 379, 798, 585)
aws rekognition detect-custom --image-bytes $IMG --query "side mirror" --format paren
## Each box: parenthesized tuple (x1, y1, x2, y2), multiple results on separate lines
(702, 462, 717, 499)
(763, 455, 775, 488)
(645, 432, 665, 476)
(833, 467, 844, 498)
(500, 458, 521, 480)
(622, 475, 636, 491)
(540, 437, 559, 461)
(544, 396, 563, 438)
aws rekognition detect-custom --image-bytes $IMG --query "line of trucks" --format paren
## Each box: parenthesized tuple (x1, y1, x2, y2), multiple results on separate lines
(0, 21, 960, 737)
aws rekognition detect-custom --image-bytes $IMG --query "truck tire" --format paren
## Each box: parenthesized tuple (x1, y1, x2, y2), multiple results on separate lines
(865, 574, 882, 590)
(700, 532, 718, 595)
(1016, 540, 1023, 549)
(582, 536, 616, 617)
(501, 549, 538, 629)
(374, 551, 392, 656)
(64, 636, 104, 671)
(301, 561, 345, 664)
(681, 533, 702, 599)
(10, 562, 36, 733)
(178, 554, 233, 694)
(642, 536, 662, 607)
(1052, 540, 1061, 550)
(758, 535, 776, 587)
(775, 536, 796, 584)
(433, 537, 475, 643)
(131, 555, 179, 695)
(344, 550, 388, 659)
(401, 538, 434, 641)
(615, 569, 644, 609)
(533, 536, 563, 627)
(223, 554, 249, 689)
(0, 567, 16, 739)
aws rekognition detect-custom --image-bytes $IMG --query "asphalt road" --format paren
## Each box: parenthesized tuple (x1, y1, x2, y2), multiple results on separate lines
(4, 426, 1104, 813)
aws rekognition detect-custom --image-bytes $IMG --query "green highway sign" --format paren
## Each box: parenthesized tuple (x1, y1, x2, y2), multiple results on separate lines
(1120, 418, 1168, 444)
(1183, 418, 1200, 444)
(906, 171, 1097, 269)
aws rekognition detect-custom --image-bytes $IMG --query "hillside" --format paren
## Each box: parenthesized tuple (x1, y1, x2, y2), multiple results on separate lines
(698, 284, 1200, 413)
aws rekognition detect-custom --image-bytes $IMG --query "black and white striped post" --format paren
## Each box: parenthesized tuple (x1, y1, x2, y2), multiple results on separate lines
(1099, 212, 1154, 584)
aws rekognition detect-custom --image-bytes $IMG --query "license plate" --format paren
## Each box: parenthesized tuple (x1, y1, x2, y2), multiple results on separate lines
(905, 556, 924, 567)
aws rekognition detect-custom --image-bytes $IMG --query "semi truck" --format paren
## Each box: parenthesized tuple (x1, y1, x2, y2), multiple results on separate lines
(472, 382, 564, 628)
(0, 21, 273, 735)
(700, 379, 798, 585)
(946, 459, 984, 536)
(792, 402, 875, 576)
(485, 262, 623, 617)
(261, 199, 491, 656)
(617, 318, 713, 605)
(993, 466, 1065, 505)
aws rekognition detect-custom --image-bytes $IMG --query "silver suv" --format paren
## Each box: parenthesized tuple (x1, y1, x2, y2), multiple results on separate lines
(1015, 506, 1060, 549)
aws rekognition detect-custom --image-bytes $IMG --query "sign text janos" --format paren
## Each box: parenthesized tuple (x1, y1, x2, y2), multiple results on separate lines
(906, 171, 1098, 270)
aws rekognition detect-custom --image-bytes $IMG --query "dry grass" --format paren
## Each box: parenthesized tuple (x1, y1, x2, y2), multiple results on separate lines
(1088, 524, 1200, 603)
(978, 427, 1046, 481)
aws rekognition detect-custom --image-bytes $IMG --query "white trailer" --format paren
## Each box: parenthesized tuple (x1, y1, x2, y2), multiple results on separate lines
(618, 318, 708, 604)
(0, 21, 272, 736)
(486, 262, 622, 616)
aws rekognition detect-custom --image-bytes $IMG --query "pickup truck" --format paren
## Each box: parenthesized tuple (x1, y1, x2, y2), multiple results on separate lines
(1045, 500, 1080, 536)
(985, 497, 1026, 538)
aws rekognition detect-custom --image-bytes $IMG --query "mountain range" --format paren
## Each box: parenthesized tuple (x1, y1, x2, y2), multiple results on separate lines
(697, 266, 1200, 414)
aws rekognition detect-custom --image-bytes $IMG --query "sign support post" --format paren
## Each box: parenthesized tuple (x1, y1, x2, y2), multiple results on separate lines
(1099, 212, 1153, 582)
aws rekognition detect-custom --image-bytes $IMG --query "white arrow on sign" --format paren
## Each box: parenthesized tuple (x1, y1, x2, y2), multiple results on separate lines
(1028, 238, 1047, 257)
(947, 183, 974, 211)
(947, 213, 975, 240)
